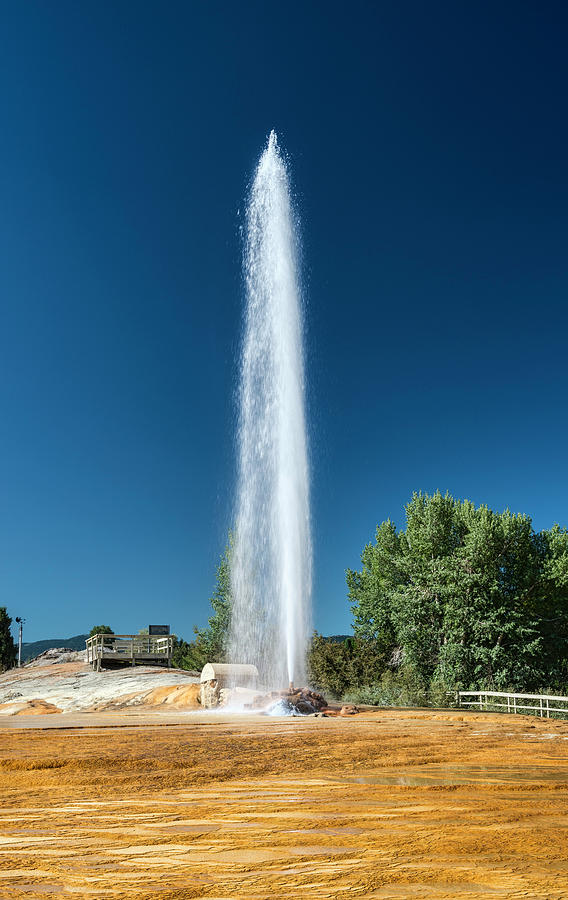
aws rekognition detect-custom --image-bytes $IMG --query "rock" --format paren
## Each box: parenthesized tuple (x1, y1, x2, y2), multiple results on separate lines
(251, 686, 329, 716)
(200, 678, 221, 708)
(295, 699, 317, 714)
(0, 699, 62, 716)
(25, 648, 87, 667)
(0, 662, 200, 713)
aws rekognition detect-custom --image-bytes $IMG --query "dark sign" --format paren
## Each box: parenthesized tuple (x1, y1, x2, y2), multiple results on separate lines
(148, 625, 170, 636)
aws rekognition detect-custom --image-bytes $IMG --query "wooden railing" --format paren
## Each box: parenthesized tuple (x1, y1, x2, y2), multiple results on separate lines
(457, 690, 568, 719)
(86, 633, 173, 668)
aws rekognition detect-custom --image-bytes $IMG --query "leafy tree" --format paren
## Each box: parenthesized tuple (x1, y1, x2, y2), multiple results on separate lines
(171, 636, 209, 672)
(0, 608, 17, 671)
(193, 538, 232, 658)
(308, 632, 387, 698)
(347, 519, 401, 654)
(348, 492, 568, 696)
(172, 539, 232, 671)
(88, 625, 114, 638)
(534, 523, 568, 685)
(308, 632, 353, 697)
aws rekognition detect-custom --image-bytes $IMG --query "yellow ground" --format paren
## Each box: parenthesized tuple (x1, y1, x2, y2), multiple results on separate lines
(1, 709, 568, 899)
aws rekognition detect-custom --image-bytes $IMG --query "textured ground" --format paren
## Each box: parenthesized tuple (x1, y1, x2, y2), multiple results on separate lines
(0, 661, 200, 714)
(1, 709, 568, 899)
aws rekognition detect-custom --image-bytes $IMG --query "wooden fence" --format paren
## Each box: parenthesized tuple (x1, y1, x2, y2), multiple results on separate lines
(86, 633, 173, 670)
(457, 690, 568, 719)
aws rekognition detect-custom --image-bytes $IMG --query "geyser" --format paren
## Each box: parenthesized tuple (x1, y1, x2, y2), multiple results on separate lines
(229, 131, 311, 690)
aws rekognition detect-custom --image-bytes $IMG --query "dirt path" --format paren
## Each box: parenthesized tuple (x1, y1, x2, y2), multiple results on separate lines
(1, 709, 567, 898)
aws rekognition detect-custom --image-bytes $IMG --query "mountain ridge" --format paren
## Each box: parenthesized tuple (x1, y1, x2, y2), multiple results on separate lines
(21, 634, 89, 662)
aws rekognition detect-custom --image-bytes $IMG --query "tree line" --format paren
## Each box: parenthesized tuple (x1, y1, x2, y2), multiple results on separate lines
(314, 491, 568, 702)
(177, 491, 568, 703)
(3, 491, 566, 704)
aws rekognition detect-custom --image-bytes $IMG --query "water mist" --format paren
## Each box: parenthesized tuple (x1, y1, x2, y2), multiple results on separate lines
(229, 131, 311, 690)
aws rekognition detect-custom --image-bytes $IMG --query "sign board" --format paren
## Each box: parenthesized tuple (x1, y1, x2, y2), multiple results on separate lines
(148, 625, 170, 636)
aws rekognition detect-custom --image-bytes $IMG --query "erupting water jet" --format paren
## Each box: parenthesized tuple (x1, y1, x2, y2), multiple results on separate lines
(229, 131, 311, 691)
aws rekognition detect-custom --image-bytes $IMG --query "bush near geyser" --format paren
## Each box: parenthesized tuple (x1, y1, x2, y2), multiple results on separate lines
(176, 491, 568, 704)
(311, 491, 568, 703)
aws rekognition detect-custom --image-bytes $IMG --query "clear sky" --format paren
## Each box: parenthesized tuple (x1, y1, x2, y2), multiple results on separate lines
(2, 2, 567, 641)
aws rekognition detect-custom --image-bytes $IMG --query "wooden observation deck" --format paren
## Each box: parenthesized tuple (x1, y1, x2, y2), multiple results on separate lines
(86, 633, 174, 671)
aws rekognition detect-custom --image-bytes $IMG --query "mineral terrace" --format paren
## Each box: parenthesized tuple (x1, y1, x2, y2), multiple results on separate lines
(1, 656, 568, 898)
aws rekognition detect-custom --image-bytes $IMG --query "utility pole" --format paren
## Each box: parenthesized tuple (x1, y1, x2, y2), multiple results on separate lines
(15, 617, 25, 667)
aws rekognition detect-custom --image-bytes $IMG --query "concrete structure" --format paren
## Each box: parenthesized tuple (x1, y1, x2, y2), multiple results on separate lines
(200, 663, 258, 708)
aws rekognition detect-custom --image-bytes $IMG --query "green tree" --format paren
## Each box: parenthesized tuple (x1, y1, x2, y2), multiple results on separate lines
(171, 636, 209, 672)
(0, 608, 17, 672)
(308, 632, 387, 698)
(348, 492, 568, 696)
(347, 519, 401, 655)
(193, 538, 232, 658)
(172, 539, 232, 671)
(308, 632, 353, 697)
(88, 625, 114, 638)
(533, 523, 568, 685)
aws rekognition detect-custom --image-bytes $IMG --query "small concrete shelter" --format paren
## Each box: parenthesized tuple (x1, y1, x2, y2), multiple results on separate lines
(200, 662, 258, 707)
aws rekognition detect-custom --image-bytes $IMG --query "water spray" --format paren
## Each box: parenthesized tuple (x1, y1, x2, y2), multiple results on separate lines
(229, 132, 312, 690)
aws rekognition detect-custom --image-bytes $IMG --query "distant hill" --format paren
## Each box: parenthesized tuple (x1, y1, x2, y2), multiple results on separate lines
(20, 632, 353, 661)
(21, 634, 88, 662)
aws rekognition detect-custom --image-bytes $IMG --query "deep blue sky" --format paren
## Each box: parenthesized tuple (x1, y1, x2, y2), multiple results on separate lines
(2, 2, 567, 641)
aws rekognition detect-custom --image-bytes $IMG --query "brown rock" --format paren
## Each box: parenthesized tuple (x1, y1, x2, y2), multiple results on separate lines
(339, 704, 359, 716)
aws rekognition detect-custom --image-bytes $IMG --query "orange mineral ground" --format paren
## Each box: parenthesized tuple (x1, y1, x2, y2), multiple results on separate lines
(1, 708, 568, 899)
